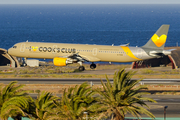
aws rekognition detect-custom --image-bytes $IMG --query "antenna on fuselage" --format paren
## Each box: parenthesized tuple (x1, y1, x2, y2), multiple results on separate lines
(26, 40, 28, 42)
(120, 43, 130, 46)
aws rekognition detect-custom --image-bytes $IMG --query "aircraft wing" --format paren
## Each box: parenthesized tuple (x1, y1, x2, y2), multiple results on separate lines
(79, 54, 100, 62)
(59, 53, 100, 62)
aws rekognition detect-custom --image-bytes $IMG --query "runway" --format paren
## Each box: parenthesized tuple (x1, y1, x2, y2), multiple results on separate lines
(0, 78, 105, 84)
(0, 78, 180, 85)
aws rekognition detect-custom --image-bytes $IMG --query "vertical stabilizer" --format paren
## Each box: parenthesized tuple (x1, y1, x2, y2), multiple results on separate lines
(142, 25, 169, 50)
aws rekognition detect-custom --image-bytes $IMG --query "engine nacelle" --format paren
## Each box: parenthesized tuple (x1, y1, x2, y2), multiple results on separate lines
(53, 57, 68, 66)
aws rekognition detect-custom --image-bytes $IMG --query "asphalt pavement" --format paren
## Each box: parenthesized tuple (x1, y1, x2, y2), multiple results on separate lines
(0, 78, 180, 85)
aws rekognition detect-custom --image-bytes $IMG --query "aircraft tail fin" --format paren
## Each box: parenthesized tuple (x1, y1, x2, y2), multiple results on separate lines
(142, 24, 170, 50)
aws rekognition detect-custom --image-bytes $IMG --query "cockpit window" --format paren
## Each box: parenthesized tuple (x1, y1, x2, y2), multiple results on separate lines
(13, 46, 17, 48)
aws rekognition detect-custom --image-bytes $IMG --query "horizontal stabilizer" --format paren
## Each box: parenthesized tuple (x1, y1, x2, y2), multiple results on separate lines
(166, 49, 176, 52)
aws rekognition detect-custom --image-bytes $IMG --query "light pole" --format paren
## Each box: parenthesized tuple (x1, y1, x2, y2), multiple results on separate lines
(164, 106, 168, 120)
(90, 81, 94, 92)
(84, 112, 88, 120)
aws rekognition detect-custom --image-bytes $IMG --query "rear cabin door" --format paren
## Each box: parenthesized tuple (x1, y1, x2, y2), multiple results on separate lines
(92, 48, 97, 56)
(137, 49, 142, 58)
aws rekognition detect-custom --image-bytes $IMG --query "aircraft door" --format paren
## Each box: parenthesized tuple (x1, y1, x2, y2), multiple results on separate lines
(92, 48, 97, 56)
(20, 43, 25, 52)
(137, 49, 142, 58)
(52, 45, 57, 54)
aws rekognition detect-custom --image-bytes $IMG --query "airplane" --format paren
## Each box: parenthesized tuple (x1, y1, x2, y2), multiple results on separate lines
(8, 24, 171, 71)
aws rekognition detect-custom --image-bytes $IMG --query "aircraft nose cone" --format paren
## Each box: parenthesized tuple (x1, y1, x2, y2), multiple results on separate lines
(8, 48, 13, 55)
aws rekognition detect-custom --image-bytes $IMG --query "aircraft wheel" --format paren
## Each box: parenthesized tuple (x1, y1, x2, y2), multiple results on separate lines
(23, 63, 27, 67)
(79, 66, 85, 71)
(90, 63, 96, 69)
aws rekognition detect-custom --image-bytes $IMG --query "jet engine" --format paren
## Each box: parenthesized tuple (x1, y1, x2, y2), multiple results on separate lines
(53, 57, 69, 66)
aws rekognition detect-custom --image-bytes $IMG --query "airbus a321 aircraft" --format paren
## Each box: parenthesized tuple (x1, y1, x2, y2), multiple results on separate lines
(8, 25, 171, 71)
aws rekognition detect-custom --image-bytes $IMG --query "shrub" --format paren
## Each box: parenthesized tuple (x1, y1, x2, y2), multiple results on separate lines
(35, 90, 41, 94)
(28, 90, 34, 93)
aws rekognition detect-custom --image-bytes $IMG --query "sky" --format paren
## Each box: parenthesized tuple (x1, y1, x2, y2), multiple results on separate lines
(0, 0, 180, 4)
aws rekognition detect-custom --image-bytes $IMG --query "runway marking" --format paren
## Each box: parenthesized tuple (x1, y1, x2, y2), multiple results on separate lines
(148, 105, 164, 109)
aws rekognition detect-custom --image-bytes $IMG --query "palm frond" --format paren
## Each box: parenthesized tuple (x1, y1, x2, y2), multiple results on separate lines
(96, 68, 156, 119)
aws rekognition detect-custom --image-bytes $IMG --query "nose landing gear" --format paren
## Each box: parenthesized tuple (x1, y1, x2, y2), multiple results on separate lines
(78, 61, 85, 71)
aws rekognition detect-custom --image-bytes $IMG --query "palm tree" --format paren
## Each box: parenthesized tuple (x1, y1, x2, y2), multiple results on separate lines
(0, 81, 31, 120)
(29, 91, 58, 120)
(95, 69, 156, 120)
(1, 96, 31, 120)
(54, 82, 98, 120)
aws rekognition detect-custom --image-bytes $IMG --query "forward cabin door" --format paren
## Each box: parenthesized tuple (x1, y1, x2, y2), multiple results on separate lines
(20, 43, 25, 52)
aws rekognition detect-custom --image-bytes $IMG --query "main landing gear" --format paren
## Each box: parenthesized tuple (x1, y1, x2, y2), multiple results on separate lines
(78, 62, 97, 71)
(90, 63, 96, 69)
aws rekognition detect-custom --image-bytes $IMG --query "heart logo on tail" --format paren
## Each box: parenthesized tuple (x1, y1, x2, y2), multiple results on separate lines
(32, 46, 38, 52)
(151, 34, 167, 47)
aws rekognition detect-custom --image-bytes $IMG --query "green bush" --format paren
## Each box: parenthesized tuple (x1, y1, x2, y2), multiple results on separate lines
(28, 90, 34, 93)
(35, 90, 41, 94)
